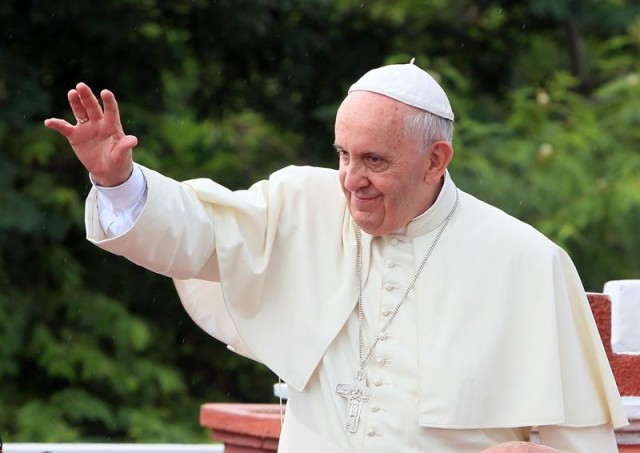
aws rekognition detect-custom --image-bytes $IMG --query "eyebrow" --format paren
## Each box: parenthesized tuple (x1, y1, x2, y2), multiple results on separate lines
(333, 144, 386, 159)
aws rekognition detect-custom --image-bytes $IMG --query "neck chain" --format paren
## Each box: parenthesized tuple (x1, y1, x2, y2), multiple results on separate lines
(336, 189, 459, 433)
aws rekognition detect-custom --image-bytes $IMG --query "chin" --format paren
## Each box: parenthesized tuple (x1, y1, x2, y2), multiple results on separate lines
(354, 221, 387, 237)
(350, 210, 390, 236)
(352, 217, 376, 234)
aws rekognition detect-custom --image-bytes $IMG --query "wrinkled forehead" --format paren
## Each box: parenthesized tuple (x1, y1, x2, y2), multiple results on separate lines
(336, 91, 418, 127)
(334, 91, 423, 152)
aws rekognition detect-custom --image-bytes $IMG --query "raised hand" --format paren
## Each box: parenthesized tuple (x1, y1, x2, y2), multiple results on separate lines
(44, 83, 138, 187)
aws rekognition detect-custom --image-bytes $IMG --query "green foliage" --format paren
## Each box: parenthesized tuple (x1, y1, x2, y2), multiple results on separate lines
(0, 0, 638, 444)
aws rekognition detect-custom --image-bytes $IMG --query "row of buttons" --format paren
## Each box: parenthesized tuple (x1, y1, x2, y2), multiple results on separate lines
(365, 236, 405, 442)
(368, 312, 392, 437)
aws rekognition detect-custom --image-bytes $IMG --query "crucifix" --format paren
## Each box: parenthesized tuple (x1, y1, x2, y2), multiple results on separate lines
(336, 370, 371, 432)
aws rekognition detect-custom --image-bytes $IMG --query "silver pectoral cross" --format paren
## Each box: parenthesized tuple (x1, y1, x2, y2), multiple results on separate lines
(336, 370, 370, 433)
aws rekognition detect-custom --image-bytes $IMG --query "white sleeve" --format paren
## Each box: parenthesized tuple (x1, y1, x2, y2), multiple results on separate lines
(92, 164, 148, 238)
(538, 423, 618, 452)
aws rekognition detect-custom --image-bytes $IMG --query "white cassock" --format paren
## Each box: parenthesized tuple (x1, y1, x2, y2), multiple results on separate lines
(86, 164, 628, 452)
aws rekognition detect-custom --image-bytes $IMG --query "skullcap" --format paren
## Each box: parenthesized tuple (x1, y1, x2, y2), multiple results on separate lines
(348, 59, 454, 121)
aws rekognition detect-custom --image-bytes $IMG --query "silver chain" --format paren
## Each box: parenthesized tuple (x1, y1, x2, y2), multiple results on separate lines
(357, 189, 459, 371)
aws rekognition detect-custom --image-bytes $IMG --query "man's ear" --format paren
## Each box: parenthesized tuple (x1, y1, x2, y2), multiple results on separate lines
(423, 141, 453, 185)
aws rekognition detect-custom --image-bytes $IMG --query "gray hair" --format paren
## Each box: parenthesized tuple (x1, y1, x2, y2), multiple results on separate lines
(404, 110, 454, 150)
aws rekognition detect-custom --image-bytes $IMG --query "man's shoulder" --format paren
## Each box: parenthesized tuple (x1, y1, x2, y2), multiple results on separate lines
(267, 165, 342, 199)
(453, 190, 580, 285)
(268, 165, 344, 217)
(271, 165, 338, 183)
(458, 190, 558, 253)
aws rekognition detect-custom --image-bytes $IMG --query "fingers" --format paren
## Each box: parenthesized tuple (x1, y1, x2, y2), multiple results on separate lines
(58, 83, 120, 128)
(75, 82, 105, 122)
(46, 83, 131, 149)
(68, 89, 89, 124)
(43, 118, 75, 137)
(101, 89, 122, 126)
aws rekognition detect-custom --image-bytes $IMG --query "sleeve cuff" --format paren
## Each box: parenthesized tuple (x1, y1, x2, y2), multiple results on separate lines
(91, 164, 146, 211)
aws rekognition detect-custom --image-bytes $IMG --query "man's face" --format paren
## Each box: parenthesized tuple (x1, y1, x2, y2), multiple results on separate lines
(335, 91, 435, 236)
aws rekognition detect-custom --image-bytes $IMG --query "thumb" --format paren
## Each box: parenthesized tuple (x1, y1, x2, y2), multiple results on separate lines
(115, 135, 138, 153)
(110, 135, 138, 168)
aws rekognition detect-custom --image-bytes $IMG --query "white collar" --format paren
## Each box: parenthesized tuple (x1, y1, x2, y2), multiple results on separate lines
(394, 170, 457, 238)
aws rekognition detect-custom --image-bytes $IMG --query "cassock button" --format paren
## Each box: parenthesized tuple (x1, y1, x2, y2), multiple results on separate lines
(381, 307, 391, 316)
(389, 237, 399, 246)
(375, 356, 386, 365)
(366, 428, 377, 437)
(373, 378, 383, 386)
(383, 283, 394, 291)
(385, 259, 395, 268)
(378, 332, 387, 341)
(371, 405, 380, 413)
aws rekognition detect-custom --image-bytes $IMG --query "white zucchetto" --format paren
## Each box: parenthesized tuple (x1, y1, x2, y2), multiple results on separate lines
(349, 60, 454, 121)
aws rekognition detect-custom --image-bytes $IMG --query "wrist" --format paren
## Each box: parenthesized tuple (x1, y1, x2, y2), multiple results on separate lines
(90, 166, 134, 187)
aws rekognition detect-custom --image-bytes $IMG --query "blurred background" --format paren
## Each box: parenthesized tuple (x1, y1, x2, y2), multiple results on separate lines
(1, 0, 639, 444)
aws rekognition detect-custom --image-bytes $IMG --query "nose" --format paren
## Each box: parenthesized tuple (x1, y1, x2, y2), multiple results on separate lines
(342, 161, 370, 192)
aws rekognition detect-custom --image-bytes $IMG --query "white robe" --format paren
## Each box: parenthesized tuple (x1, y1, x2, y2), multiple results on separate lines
(85, 164, 627, 451)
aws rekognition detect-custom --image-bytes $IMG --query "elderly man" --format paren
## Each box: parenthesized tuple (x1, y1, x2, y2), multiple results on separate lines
(45, 62, 627, 452)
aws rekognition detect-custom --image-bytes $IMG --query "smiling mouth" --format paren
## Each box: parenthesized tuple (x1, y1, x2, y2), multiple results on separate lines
(351, 193, 381, 207)
(352, 188, 380, 199)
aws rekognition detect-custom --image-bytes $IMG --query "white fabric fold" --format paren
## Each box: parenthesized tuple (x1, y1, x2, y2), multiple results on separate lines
(92, 164, 147, 238)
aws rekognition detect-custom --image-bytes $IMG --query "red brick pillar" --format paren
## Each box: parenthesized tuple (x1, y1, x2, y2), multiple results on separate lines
(589, 293, 640, 396)
(588, 292, 640, 451)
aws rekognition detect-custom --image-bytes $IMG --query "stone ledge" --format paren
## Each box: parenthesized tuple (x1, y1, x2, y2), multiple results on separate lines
(617, 418, 640, 447)
(200, 403, 282, 453)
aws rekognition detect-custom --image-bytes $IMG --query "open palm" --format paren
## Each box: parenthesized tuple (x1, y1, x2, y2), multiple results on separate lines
(44, 82, 138, 187)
